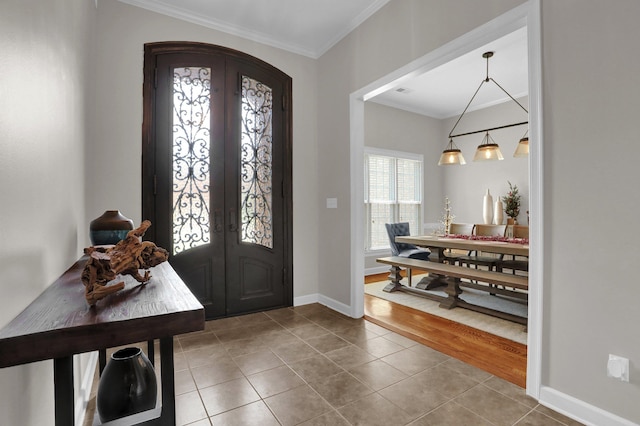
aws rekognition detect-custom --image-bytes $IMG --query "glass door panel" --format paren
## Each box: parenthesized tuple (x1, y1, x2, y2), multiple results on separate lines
(172, 67, 212, 255)
(240, 75, 273, 249)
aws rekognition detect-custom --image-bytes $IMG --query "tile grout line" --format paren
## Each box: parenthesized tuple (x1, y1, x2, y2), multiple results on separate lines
(171, 304, 544, 426)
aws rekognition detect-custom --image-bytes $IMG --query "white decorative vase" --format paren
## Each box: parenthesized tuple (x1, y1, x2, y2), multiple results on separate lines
(493, 199, 504, 225)
(482, 189, 493, 225)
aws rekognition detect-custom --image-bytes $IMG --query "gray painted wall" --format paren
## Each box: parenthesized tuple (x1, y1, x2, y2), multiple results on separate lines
(365, 101, 445, 223)
(541, 1, 639, 420)
(1, 0, 639, 424)
(0, 0, 95, 424)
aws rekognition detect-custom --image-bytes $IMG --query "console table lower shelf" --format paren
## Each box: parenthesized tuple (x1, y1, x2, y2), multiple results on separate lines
(0, 257, 205, 426)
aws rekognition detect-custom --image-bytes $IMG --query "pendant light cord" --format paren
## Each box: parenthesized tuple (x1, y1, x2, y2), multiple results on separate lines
(448, 52, 528, 139)
(448, 78, 486, 138)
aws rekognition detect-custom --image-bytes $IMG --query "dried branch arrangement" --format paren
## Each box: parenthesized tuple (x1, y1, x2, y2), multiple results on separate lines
(81, 220, 169, 305)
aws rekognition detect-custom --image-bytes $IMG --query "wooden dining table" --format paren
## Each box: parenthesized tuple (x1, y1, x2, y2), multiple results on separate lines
(395, 234, 528, 290)
(380, 234, 530, 324)
(396, 234, 529, 259)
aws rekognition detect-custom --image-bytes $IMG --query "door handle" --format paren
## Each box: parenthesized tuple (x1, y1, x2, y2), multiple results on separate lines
(229, 209, 238, 232)
(213, 209, 223, 233)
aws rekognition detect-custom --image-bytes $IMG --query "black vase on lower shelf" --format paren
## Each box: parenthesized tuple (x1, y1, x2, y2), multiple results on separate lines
(97, 347, 157, 423)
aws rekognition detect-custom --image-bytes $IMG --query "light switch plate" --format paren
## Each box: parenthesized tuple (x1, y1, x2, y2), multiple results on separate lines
(326, 198, 338, 209)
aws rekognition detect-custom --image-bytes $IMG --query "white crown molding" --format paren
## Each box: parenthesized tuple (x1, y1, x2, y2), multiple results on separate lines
(117, 0, 316, 57)
(315, 0, 391, 58)
(369, 97, 445, 119)
(117, 0, 390, 59)
(369, 89, 529, 121)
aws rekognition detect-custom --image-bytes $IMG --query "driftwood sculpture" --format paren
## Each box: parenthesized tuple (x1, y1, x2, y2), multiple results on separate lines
(81, 220, 169, 305)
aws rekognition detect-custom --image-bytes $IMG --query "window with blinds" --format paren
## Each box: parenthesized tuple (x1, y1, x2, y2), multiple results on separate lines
(364, 148, 423, 251)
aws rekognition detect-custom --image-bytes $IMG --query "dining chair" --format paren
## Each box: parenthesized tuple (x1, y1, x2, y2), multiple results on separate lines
(443, 223, 474, 265)
(455, 224, 507, 271)
(512, 224, 529, 239)
(474, 224, 508, 237)
(448, 223, 474, 236)
(385, 222, 431, 286)
(498, 225, 529, 274)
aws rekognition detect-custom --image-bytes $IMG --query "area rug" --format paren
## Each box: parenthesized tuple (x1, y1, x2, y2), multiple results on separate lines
(365, 275, 528, 344)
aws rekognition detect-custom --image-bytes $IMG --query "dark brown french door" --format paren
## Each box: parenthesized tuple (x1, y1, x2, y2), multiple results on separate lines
(142, 42, 292, 319)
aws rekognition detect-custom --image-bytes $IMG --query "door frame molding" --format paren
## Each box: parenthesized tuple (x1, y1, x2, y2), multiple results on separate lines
(349, 0, 543, 399)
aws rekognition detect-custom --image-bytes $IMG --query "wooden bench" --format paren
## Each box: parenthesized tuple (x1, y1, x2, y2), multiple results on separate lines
(376, 256, 528, 324)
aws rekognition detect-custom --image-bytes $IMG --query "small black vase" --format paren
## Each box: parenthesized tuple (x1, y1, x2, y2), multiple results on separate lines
(89, 210, 134, 245)
(97, 347, 157, 423)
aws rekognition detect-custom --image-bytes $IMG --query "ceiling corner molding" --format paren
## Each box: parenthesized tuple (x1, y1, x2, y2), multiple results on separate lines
(117, 0, 319, 58)
(315, 0, 392, 58)
(368, 97, 444, 120)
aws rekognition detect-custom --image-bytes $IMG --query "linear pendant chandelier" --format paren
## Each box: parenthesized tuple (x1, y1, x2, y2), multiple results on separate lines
(438, 51, 528, 166)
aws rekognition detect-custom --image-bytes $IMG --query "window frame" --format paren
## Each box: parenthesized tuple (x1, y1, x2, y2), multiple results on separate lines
(364, 147, 424, 254)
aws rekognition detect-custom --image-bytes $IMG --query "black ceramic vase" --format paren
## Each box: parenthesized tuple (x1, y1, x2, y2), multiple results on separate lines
(89, 210, 134, 245)
(97, 347, 157, 423)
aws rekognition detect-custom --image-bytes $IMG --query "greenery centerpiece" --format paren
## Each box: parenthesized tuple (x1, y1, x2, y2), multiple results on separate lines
(502, 182, 521, 223)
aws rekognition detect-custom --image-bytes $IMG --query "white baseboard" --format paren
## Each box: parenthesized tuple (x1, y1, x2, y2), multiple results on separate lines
(539, 386, 638, 426)
(317, 294, 352, 317)
(75, 351, 98, 426)
(365, 265, 390, 276)
(293, 293, 319, 307)
(294, 293, 354, 318)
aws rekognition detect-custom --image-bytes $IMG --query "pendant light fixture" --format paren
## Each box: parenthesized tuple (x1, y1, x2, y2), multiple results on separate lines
(438, 139, 466, 165)
(513, 130, 529, 157)
(438, 51, 528, 165)
(473, 132, 504, 161)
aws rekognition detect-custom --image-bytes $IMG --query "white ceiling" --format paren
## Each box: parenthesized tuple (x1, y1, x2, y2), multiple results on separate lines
(369, 27, 528, 119)
(118, 0, 391, 58)
(118, 0, 528, 119)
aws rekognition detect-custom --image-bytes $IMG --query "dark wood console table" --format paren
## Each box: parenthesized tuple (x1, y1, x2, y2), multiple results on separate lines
(0, 256, 205, 425)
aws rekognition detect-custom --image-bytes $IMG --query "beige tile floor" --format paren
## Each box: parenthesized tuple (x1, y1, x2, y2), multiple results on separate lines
(84, 303, 583, 426)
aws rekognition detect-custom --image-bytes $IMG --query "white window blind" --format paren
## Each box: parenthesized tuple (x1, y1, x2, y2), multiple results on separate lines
(365, 148, 423, 251)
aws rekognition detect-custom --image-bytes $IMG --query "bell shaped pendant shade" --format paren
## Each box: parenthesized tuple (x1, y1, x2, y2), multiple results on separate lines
(473, 133, 504, 161)
(438, 149, 466, 165)
(474, 144, 504, 161)
(438, 139, 466, 165)
(513, 136, 529, 157)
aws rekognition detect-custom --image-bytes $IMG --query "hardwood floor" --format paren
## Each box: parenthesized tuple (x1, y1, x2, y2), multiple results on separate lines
(364, 274, 527, 388)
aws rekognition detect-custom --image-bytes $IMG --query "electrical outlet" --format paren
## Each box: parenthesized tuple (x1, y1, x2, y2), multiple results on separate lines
(607, 354, 629, 382)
